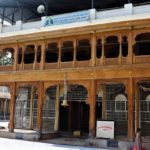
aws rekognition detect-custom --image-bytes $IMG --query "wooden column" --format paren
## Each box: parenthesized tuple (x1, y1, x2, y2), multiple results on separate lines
(91, 33, 96, 67)
(40, 42, 46, 70)
(101, 84, 107, 120)
(118, 34, 122, 65)
(37, 82, 44, 133)
(29, 86, 34, 128)
(73, 38, 76, 67)
(9, 83, 16, 132)
(13, 45, 18, 71)
(127, 78, 134, 139)
(135, 82, 140, 131)
(54, 85, 60, 131)
(33, 44, 37, 70)
(89, 79, 96, 137)
(22, 45, 25, 69)
(100, 35, 105, 65)
(128, 30, 134, 64)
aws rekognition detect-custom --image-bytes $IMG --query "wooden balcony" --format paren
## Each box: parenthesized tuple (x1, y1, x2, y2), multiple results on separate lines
(45, 63, 58, 69)
(134, 55, 150, 64)
(0, 65, 13, 71)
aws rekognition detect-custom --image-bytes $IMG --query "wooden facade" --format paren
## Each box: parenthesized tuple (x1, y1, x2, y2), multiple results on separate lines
(0, 17, 150, 140)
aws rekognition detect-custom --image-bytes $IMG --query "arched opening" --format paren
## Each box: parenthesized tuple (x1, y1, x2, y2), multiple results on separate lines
(18, 47, 22, 64)
(134, 33, 150, 56)
(139, 82, 150, 136)
(61, 41, 73, 62)
(96, 38, 102, 59)
(24, 45, 35, 64)
(104, 36, 119, 58)
(76, 39, 91, 61)
(59, 84, 89, 136)
(36, 45, 41, 63)
(15, 86, 38, 129)
(0, 86, 10, 131)
(46, 42, 59, 63)
(42, 86, 56, 133)
(122, 36, 128, 57)
(0, 48, 14, 66)
(106, 84, 128, 136)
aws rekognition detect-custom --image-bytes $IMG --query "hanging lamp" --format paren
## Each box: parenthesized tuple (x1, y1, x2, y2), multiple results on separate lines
(61, 73, 69, 107)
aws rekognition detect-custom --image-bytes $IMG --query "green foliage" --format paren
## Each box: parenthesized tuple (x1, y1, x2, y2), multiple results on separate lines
(0, 51, 13, 66)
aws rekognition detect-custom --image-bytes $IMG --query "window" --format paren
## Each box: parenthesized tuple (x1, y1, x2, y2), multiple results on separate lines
(61, 41, 73, 62)
(96, 38, 102, 58)
(24, 45, 35, 64)
(46, 42, 58, 63)
(76, 39, 91, 61)
(134, 33, 150, 56)
(104, 36, 119, 58)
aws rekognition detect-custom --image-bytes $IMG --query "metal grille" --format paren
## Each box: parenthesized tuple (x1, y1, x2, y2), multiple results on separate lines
(140, 83, 150, 136)
(106, 84, 128, 136)
(60, 85, 88, 102)
(15, 87, 37, 130)
(42, 86, 56, 132)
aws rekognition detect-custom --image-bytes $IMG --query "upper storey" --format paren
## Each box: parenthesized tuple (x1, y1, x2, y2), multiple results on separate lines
(0, 3, 149, 72)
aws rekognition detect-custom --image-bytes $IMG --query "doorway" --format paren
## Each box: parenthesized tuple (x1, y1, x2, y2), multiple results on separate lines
(59, 85, 89, 136)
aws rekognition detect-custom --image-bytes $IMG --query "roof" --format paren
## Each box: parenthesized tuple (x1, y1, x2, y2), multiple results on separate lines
(0, 0, 149, 23)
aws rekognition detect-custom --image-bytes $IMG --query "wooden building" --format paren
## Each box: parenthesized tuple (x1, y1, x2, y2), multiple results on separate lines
(0, 3, 150, 140)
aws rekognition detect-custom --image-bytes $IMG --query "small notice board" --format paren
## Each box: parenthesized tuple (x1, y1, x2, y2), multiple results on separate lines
(96, 121, 114, 139)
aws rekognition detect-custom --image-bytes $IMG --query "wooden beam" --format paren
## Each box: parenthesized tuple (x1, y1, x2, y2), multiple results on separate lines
(37, 82, 44, 133)
(9, 83, 16, 132)
(135, 82, 140, 132)
(91, 33, 96, 67)
(127, 78, 134, 139)
(54, 85, 60, 131)
(89, 79, 96, 137)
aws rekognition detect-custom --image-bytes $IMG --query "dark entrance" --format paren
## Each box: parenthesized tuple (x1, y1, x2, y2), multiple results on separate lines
(59, 85, 89, 136)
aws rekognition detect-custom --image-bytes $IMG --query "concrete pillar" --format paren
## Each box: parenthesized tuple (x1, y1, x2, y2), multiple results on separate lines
(124, 3, 133, 15)
(89, 9, 96, 20)
(15, 20, 22, 30)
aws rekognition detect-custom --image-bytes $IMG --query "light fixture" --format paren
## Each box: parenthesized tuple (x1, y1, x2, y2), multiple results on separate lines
(37, 5, 45, 14)
(61, 73, 69, 107)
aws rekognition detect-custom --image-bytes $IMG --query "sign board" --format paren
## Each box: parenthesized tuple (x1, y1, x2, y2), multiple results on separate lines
(96, 121, 114, 139)
(43, 10, 89, 27)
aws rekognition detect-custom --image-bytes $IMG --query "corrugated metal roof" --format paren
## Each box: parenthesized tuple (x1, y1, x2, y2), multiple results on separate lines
(0, 0, 149, 23)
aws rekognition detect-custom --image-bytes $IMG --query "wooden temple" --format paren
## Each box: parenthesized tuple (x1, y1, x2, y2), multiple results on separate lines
(0, 4, 150, 140)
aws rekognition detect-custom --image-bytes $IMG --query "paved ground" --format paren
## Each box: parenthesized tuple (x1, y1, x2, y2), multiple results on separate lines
(0, 137, 108, 150)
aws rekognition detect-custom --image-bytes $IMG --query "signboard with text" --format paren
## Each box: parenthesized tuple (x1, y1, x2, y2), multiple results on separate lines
(96, 121, 114, 139)
(43, 10, 90, 27)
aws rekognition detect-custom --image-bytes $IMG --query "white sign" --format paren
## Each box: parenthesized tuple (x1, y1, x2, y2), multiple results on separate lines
(96, 121, 114, 139)
(43, 10, 89, 27)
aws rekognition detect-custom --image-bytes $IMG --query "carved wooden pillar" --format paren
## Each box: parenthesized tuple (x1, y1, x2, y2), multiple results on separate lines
(73, 38, 77, 67)
(22, 45, 25, 69)
(13, 45, 18, 71)
(118, 34, 122, 65)
(9, 83, 16, 132)
(100, 35, 105, 65)
(127, 78, 134, 139)
(91, 33, 96, 67)
(89, 79, 96, 137)
(37, 82, 44, 133)
(135, 82, 140, 132)
(128, 30, 134, 64)
(54, 85, 60, 131)
(33, 44, 37, 70)
(40, 42, 46, 70)
(101, 84, 107, 120)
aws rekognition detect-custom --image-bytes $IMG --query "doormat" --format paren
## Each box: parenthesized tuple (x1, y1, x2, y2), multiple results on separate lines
(107, 139, 118, 147)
